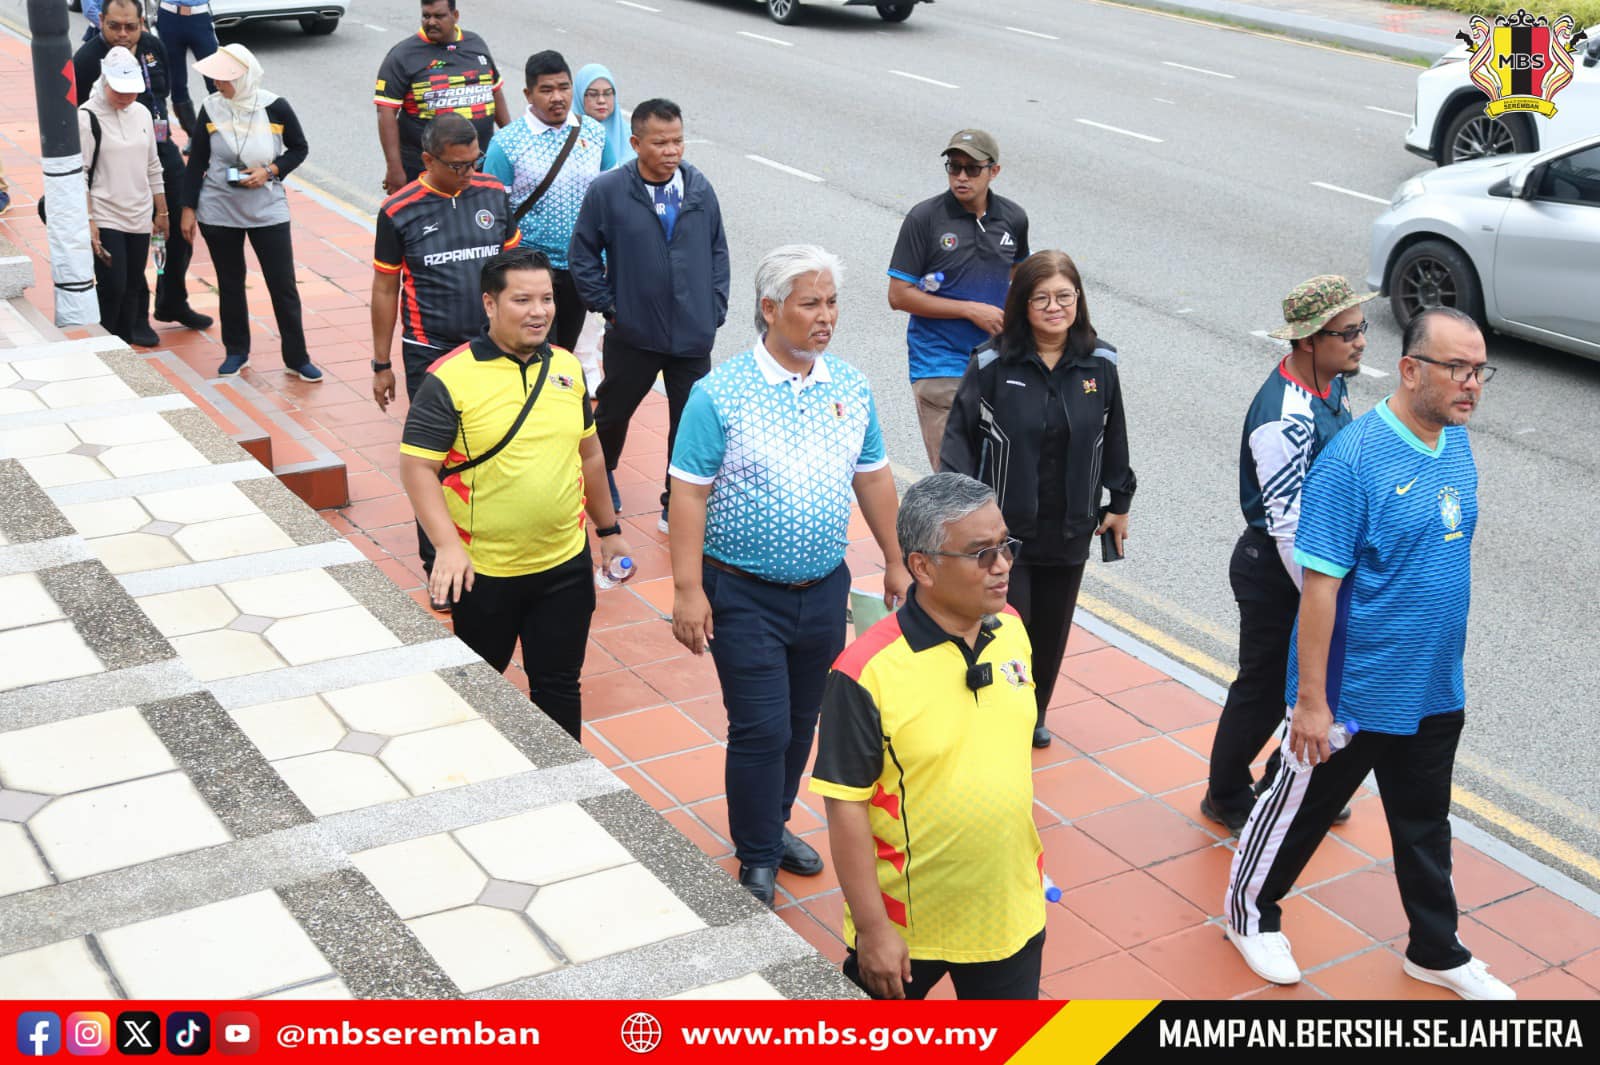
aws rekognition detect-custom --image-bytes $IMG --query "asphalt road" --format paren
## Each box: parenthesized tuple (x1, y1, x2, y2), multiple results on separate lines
(36, 0, 1600, 887)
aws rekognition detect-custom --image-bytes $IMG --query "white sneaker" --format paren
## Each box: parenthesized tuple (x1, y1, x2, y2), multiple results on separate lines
(1403, 957, 1516, 1000)
(657, 514, 670, 534)
(1225, 927, 1302, 985)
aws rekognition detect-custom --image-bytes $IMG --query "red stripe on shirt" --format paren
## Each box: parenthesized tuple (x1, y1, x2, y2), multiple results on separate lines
(401, 268, 429, 347)
(831, 612, 905, 681)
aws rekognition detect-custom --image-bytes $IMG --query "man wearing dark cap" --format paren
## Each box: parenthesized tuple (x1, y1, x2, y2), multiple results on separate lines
(887, 129, 1029, 470)
(1203, 275, 1369, 836)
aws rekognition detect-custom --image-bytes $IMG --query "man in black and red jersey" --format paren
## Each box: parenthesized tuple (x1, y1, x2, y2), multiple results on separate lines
(372, 114, 520, 575)
(375, 0, 510, 194)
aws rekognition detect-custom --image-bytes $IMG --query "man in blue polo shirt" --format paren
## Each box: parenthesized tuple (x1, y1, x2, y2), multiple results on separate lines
(1225, 307, 1512, 1001)
(888, 130, 1029, 470)
(667, 244, 910, 908)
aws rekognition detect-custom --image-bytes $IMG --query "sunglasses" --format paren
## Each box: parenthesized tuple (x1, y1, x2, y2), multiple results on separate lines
(1315, 320, 1369, 343)
(944, 160, 993, 178)
(433, 153, 484, 176)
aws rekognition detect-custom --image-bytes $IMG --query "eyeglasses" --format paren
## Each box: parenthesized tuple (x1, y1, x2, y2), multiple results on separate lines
(584, 88, 616, 100)
(923, 537, 1021, 570)
(436, 154, 484, 175)
(1315, 320, 1369, 343)
(944, 161, 993, 178)
(1407, 354, 1497, 384)
(1028, 290, 1079, 310)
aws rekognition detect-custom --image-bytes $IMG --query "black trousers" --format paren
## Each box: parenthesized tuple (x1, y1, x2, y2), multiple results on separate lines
(593, 334, 710, 509)
(550, 268, 586, 354)
(1227, 710, 1470, 971)
(147, 140, 196, 320)
(1209, 528, 1297, 815)
(449, 549, 594, 741)
(845, 928, 1045, 1000)
(1005, 556, 1087, 725)
(400, 339, 450, 570)
(94, 228, 150, 344)
(198, 220, 309, 369)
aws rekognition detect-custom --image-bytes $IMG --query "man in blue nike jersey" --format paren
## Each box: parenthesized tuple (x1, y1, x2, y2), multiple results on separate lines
(1226, 307, 1514, 1001)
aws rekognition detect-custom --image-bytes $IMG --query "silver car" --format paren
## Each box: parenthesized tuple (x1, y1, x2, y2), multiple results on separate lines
(1369, 134, 1600, 360)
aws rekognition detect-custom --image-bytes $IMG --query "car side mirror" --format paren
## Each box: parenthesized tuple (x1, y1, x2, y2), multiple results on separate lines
(1510, 164, 1543, 199)
(1585, 38, 1599, 67)
(1488, 177, 1513, 197)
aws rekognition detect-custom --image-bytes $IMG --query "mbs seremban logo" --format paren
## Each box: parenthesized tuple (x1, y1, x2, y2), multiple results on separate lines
(1457, 8, 1589, 119)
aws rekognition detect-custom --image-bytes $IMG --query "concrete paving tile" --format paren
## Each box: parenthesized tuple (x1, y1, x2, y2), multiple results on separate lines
(229, 695, 347, 760)
(632, 653, 723, 703)
(0, 423, 77, 458)
(38, 376, 138, 409)
(1075, 799, 1219, 867)
(0, 822, 51, 895)
(18, 453, 110, 487)
(174, 513, 297, 561)
(1060, 870, 1208, 949)
(1095, 737, 1210, 795)
(20, 351, 113, 381)
(639, 745, 726, 806)
(30, 772, 231, 880)
(381, 719, 534, 794)
(776, 904, 847, 965)
(140, 482, 259, 525)
(671, 973, 784, 999)
(0, 938, 117, 998)
(1039, 898, 1121, 976)
(0, 571, 61, 629)
(265, 604, 401, 665)
(1305, 947, 1455, 1000)
(1041, 951, 1188, 1000)
(136, 585, 238, 637)
(1110, 681, 1223, 732)
(68, 412, 180, 447)
(0, 706, 175, 795)
(1563, 947, 1600, 994)
(273, 750, 410, 815)
(98, 890, 333, 999)
(1146, 843, 1236, 917)
(170, 628, 284, 681)
(580, 667, 670, 720)
(407, 906, 559, 993)
(0, 619, 102, 690)
(90, 531, 191, 574)
(591, 619, 694, 668)
(1451, 842, 1536, 911)
(1297, 833, 1375, 888)
(262, 976, 354, 999)
(1513, 967, 1599, 1000)
(219, 568, 358, 618)
(352, 833, 489, 919)
(1031, 758, 1140, 821)
(323, 672, 477, 735)
(98, 438, 209, 478)
(1134, 921, 1276, 999)
(529, 862, 706, 963)
(1326, 794, 1392, 860)
(58, 497, 150, 538)
(1038, 824, 1133, 891)
(455, 802, 634, 886)
(592, 704, 718, 764)
(1046, 697, 1156, 753)
(1308, 867, 1410, 942)
(663, 808, 731, 860)
(1063, 646, 1169, 696)
(1276, 894, 1380, 971)
(1472, 887, 1600, 966)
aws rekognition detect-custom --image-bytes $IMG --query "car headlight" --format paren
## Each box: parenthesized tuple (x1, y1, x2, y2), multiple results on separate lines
(1391, 177, 1427, 207)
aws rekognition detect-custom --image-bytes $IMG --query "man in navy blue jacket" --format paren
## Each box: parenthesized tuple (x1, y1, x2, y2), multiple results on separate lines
(569, 98, 730, 531)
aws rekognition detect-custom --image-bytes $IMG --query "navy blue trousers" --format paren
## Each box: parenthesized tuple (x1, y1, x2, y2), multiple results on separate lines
(157, 9, 218, 105)
(705, 560, 850, 869)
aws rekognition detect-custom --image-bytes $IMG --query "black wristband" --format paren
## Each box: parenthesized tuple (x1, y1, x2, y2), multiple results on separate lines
(372, 360, 392, 372)
(595, 523, 623, 538)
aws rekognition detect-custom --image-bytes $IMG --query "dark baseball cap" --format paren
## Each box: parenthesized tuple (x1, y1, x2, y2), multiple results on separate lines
(941, 129, 998, 164)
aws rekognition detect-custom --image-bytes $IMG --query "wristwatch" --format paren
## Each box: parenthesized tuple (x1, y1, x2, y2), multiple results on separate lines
(595, 523, 623, 538)
(372, 360, 392, 372)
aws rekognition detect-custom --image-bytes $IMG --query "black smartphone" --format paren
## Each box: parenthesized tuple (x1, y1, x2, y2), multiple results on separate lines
(1099, 509, 1124, 563)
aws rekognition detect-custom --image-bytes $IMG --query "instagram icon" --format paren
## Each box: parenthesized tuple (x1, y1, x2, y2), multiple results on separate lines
(66, 1012, 110, 1056)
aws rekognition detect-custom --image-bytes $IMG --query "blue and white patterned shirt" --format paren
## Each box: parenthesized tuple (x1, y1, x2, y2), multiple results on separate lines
(669, 344, 888, 584)
(482, 109, 605, 269)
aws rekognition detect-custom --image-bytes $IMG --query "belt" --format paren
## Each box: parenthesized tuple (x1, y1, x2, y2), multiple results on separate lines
(704, 555, 823, 591)
(159, 3, 210, 14)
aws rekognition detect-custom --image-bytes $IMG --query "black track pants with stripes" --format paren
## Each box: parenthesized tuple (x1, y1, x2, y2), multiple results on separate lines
(1225, 709, 1472, 971)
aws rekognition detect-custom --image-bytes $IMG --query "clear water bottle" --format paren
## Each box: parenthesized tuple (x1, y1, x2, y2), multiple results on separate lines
(594, 556, 634, 590)
(1286, 719, 1360, 773)
(919, 271, 945, 293)
(1042, 872, 1062, 904)
(152, 233, 167, 278)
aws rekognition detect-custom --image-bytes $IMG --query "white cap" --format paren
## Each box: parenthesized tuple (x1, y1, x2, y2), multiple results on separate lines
(100, 46, 145, 94)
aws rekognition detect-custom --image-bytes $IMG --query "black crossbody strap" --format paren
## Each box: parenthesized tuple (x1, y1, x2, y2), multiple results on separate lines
(511, 123, 582, 226)
(438, 354, 551, 481)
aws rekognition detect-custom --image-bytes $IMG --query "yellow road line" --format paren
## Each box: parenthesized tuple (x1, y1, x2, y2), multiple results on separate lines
(1085, 566, 1241, 649)
(1078, 592, 1237, 683)
(1453, 784, 1600, 882)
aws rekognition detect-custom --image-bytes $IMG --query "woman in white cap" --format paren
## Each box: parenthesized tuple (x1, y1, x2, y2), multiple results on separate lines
(180, 44, 321, 381)
(81, 46, 169, 346)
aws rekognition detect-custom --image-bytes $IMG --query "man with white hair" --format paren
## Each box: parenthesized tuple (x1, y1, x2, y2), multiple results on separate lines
(668, 245, 911, 908)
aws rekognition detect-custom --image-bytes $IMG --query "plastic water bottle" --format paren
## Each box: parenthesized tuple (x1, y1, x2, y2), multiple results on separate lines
(1042, 873, 1062, 904)
(919, 271, 945, 293)
(1286, 719, 1360, 773)
(152, 233, 167, 278)
(594, 556, 634, 590)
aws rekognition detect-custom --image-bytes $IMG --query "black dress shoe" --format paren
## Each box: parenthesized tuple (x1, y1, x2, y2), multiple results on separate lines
(779, 829, 823, 876)
(738, 864, 777, 908)
(1199, 789, 1252, 835)
(155, 307, 214, 331)
(128, 325, 161, 348)
(1332, 804, 1353, 825)
(1032, 726, 1053, 749)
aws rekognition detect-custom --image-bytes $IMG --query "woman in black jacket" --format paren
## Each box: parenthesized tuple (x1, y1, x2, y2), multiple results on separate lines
(940, 250, 1135, 748)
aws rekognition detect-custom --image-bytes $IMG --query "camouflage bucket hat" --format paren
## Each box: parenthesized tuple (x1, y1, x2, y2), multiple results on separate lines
(1268, 275, 1377, 340)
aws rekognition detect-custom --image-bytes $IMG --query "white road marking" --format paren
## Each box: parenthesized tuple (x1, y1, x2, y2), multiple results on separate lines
(1517, 427, 1537, 434)
(1252, 328, 1389, 376)
(1163, 60, 1235, 79)
(1152, 97, 1176, 104)
(616, 0, 660, 11)
(745, 154, 823, 183)
(1075, 119, 1164, 143)
(1176, 307, 1193, 314)
(1365, 105, 1411, 117)
(1358, 363, 1389, 377)
(1311, 180, 1390, 205)
(1005, 26, 1060, 40)
(890, 70, 960, 89)
(364, 24, 387, 32)
(738, 31, 794, 47)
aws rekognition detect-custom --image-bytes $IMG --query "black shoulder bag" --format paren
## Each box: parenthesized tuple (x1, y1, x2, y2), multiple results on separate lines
(510, 124, 582, 226)
(437, 353, 551, 481)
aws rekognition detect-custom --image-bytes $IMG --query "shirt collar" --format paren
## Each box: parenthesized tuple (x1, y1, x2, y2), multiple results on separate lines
(897, 585, 1000, 656)
(523, 107, 580, 134)
(753, 342, 831, 393)
(416, 26, 465, 43)
(471, 332, 551, 364)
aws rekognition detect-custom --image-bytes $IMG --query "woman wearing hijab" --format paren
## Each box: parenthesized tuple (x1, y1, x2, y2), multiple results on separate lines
(180, 44, 321, 381)
(82, 47, 169, 346)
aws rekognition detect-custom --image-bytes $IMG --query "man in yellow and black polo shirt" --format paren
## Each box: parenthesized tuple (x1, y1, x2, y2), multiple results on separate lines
(812, 473, 1046, 1000)
(399, 248, 630, 741)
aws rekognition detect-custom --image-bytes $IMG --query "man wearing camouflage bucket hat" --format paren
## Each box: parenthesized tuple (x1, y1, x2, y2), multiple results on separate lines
(1201, 276, 1371, 837)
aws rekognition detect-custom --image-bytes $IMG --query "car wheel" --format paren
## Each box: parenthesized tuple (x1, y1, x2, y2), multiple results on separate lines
(1387, 239, 1484, 328)
(300, 16, 340, 36)
(877, 3, 915, 20)
(766, 0, 802, 24)
(1441, 107, 1533, 165)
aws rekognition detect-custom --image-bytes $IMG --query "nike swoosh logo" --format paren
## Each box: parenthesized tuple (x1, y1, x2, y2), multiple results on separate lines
(1396, 477, 1418, 495)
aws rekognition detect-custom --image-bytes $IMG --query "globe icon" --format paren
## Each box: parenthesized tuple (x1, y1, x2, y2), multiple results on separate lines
(620, 1012, 663, 1054)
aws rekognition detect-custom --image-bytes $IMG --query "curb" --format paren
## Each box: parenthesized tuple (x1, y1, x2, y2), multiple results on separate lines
(1111, 0, 1456, 61)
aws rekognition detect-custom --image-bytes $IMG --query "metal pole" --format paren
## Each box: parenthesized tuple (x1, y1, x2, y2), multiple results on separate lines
(28, 0, 98, 326)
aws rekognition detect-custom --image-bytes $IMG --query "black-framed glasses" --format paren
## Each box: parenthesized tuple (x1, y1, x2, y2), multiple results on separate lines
(1028, 290, 1079, 310)
(1407, 354, 1497, 384)
(1315, 320, 1369, 343)
(923, 537, 1021, 570)
(438, 153, 484, 175)
(584, 87, 616, 100)
(944, 160, 993, 178)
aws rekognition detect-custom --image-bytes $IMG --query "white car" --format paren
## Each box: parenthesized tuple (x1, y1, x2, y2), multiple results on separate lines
(210, 0, 346, 36)
(1407, 25, 1600, 165)
(1369, 134, 1600, 360)
(758, 0, 924, 25)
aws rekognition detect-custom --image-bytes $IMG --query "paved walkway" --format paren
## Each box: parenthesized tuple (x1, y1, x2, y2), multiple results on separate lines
(4, 16, 1600, 1000)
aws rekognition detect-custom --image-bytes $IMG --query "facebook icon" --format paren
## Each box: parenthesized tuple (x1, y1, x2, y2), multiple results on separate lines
(16, 1012, 61, 1057)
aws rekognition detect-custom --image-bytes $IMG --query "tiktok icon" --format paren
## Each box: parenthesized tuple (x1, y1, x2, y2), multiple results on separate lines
(165, 1013, 211, 1056)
